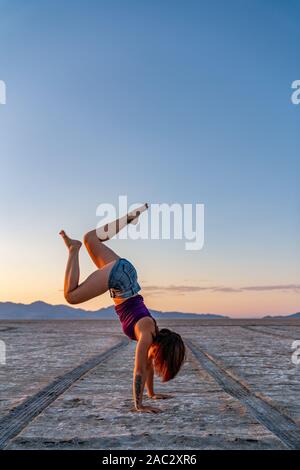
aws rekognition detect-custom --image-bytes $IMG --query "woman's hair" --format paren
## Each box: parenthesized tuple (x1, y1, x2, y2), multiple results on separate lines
(151, 328, 186, 382)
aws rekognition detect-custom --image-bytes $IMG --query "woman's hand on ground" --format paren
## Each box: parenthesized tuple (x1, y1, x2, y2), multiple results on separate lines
(149, 393, 174, 400)
(134, 405, 161, 413)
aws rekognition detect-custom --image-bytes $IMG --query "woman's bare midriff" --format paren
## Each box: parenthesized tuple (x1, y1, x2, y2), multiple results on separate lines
(113, 293, 139, 306)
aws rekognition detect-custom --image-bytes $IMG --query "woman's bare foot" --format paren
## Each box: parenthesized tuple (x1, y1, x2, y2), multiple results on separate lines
(59, 230, 82, 251)
(127, 203, 149, 225)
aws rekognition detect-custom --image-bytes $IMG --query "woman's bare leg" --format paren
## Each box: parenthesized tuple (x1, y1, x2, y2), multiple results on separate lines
(60, 233, 82, 296)
(96, 203, 149, 241)
(84, 203, 148, 269)
(60, 231, 113, 304)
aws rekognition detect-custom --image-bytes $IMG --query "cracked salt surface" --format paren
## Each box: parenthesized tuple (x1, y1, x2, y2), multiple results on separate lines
(1, 319, 299, 449)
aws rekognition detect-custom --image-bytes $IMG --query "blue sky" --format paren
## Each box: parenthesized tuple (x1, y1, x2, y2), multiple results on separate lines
(0, 0, 299, 316)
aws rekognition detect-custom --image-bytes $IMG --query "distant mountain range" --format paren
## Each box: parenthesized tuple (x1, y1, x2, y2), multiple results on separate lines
(0, 301, 228, 320)
(0, 301, 298, 320)
(263, 312, 300, 319)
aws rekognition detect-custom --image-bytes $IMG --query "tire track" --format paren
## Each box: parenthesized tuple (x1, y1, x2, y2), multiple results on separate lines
(0, 339, 128, 449)
(240, 325, 293, 340)
(0, 327, 18, 333)
(186, 339, 300, 450)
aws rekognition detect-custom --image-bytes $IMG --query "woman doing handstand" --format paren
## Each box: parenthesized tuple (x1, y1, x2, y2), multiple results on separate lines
(59, 204, 186, 413)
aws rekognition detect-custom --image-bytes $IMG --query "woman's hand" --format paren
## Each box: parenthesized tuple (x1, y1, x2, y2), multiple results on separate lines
(134, 405, 161, 414)
(149, 393, 173, 400)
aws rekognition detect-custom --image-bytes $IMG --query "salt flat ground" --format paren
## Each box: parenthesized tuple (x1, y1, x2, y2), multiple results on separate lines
(0, 319, 299, 450)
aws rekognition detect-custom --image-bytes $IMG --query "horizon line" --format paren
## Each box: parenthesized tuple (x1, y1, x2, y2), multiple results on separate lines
(0, 299, 298, 319)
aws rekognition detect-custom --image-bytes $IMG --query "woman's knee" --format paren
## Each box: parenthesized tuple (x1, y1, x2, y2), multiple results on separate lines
(83, 230, 97, 247)
(64, 290, 78, 305)
(84, 228, 109, 244)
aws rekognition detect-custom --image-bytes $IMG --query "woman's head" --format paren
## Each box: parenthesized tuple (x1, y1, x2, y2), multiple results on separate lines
(148, 328, 186, 382)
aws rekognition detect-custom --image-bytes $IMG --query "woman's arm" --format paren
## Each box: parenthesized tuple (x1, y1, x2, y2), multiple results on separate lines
(133, 333, 161, 413)
(145, 363, 155, 398)
(146, 365, 174, 400)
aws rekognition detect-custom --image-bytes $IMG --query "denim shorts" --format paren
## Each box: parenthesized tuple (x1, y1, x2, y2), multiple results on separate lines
(108, 258, 141, 299)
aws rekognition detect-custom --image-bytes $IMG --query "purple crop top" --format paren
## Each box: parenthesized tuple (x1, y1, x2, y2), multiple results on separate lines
(114, 294, 158, 341)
